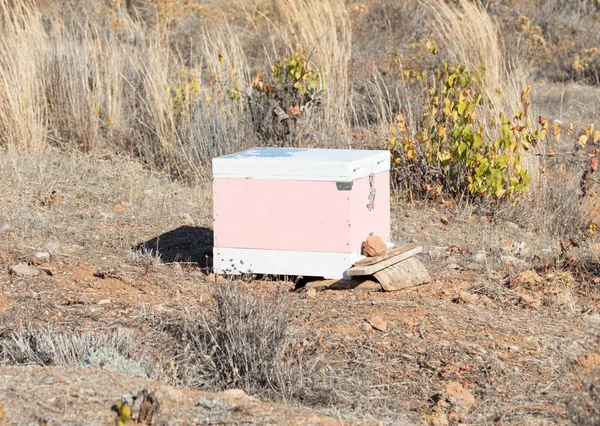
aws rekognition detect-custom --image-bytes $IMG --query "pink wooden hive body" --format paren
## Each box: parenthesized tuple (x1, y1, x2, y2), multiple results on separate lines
(212, 148, 391, 279)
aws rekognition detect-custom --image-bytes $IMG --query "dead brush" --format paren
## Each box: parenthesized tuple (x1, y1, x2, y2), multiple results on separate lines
(150, 280, 324, 402)
(0, 325, 152, 375)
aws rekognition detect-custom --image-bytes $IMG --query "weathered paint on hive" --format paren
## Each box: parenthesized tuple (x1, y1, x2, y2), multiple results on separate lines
(213, 178, 352, 253)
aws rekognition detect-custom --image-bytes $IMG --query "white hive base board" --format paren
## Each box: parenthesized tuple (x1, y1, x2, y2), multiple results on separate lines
(213, 247, 364, 279)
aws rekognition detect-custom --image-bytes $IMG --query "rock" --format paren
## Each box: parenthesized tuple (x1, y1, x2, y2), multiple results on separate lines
(429, 246, 449, 260)
(206, 273, 227, 284)
(99, 211, 115, 219)
(44, 241, 60, 254)
(0, 223, 10, 234)
(182, 215, 196, 227)
(458, 291, 479, 304)
(440, 216, 449, 226)
(362, 322, 373, 332)
(374, 257, 431, 290)
(444, 381, 476, 414)
(501, 255, 529, 268)
(556, 290, 573, 306)
(505, 221, 521, 230)
(306, 288, 317, 299)
(510, 270, 542, 290)
(368, 315, 387, 332)
(97, 299, 111, 305)
(519, 293, 542, 309)
(182, 213, 195, 227)
(222, 388, 256, 402)
(364, 235, 387, 257)
(502, 241, 529, 256)
(447, 263, 461, 270)
(33, 251, 51, 264)
(38, 266, 56, 276)
(44, 190, 62, 208)
(8, 263, 40, 277)
(471, 251, 487, 264)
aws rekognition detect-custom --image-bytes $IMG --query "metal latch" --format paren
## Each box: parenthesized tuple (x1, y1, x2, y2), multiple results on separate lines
(367, 173, 376, 211)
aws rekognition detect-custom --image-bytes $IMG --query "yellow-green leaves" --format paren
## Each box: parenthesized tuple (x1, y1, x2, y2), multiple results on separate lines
(388, 61, 532, 201)
(426, 40, 437, 55)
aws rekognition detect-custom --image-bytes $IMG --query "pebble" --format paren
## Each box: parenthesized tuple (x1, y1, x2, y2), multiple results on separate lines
(33, 251, 51, 263)
(8, 263, 41, 277)
(368, 315, 388, 332)
(471, 251, 487, 264)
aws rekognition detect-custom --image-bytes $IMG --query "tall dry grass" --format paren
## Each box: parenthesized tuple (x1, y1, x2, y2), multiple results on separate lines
(0, 0, 354, 178)
(0, 0, 253, 180)
(423, 0, 527, 118)
(0, 0, 48, 152)
(276, 0, 351, 132)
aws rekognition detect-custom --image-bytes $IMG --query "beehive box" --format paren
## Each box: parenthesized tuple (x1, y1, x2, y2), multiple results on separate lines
(212, 147, 391, 279)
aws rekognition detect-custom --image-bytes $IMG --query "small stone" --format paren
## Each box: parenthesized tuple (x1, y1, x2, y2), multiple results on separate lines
(8, 263, 40, 277)
(33, 251, 51, 264)
(519, 293, 541, 309)
(362, 322, 373, 332)
(97, 299, 111, 305)
(440, 216, 449, 226)
(510, 270, 542, 289)
(444, 381, 476, 414)
(458, 291, 479, 304)
(45, 190, 63, 208)
(447, 263, 461, 270)
(0, 223, 10, 234)
(306, 288, 317, 299)
(505, 221, 520, 229)
(114, 202, 128, 214)
(222, 388, 255, 401)
(368, 315, 387, 332)
(44, 241, 60, 254)
(556, 290, 573, 306)
(182, 213, 195, 227)
(471, 251, 487, 264)
(501, 255, 528, 268)
(364, 235, 387, 257)
(39, 266, 56, 276)
(429, 246, 449, 260)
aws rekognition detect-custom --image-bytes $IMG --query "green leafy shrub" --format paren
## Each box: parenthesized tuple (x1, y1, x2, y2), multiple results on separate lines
(389, 62, 533, 201)
(249, 44, 324, 145)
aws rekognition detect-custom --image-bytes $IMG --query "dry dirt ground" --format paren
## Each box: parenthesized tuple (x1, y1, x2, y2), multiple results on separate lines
(1, 150, 600, 425)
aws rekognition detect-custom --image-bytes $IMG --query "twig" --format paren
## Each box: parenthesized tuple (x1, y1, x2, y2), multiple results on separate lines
(498, 405, 567, 425)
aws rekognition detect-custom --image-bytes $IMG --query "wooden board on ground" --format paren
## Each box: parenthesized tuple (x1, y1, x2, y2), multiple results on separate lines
(353, 244, 418, 267)
(303, 278, 381, 292)
(347, 246, 423, 276)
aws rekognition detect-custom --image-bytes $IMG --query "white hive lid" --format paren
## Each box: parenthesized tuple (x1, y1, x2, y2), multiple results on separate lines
(212, 147, 390, 181)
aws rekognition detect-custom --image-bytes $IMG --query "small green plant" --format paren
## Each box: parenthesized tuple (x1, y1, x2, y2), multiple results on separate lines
(80, 346, 149, 379)
(249, 44, 324, 145)
(389, 62, 532, 201)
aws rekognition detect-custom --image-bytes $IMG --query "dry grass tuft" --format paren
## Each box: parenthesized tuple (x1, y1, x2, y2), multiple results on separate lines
(0, 325, 151, 377)
(151, 281, 324, 402)
(424, 0, 526, 118)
